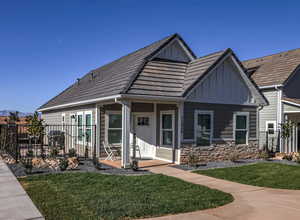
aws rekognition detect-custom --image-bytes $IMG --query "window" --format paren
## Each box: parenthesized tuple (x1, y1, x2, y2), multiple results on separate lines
(85, 112, 92, 143)
(107, 113, 122, 144)
(160, 111, 174, 146)
(234, 112, 249, 144)
(77, 113, 83, 142)
(266, 121, 276, 135)
(137, 117, 149, 126)
(195, 111, 213, 146)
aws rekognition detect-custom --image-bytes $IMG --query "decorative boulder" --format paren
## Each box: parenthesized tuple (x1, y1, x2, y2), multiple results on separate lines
(67, 157, 79, 169)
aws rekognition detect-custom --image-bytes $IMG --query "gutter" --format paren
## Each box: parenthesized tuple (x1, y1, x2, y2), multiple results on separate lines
(38, 94, 184, 112)
(259, 84, 283, 89)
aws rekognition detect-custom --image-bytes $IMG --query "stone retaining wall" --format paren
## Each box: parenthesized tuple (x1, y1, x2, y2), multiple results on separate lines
(180, 140, 260, 164)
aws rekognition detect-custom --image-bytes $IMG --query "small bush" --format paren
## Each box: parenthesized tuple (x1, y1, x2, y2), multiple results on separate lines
(259, 151, 269, 160)
(130, 160, 139, 171)
(228, 152, 239, 162)
(68, 148, 77, 157)
(59, 158, 69, 171)
(187, 152, 199, 167)
(26, 150, 34, 158)
(50, 148, 59, 157)
(283, 154, 293, 161)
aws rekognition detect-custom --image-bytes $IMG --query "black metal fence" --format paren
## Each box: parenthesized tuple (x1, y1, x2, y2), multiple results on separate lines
(0, 124, 97, 161)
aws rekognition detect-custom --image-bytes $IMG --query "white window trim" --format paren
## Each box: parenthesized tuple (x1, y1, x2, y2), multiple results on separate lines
(194, 110, 214, 146)
(84, 111, 93, 146)
(160, 110, 175, 147)
(266, 120, 277, 135)
(233, 112, 249, 145)
(105, 111, 122, 145)
(77, 112, 84, 144)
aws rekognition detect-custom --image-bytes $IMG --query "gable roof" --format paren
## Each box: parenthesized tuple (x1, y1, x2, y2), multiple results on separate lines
(39, 35, 266, 111)
(39, 34, 190, 110)
(243, 48, 300, 87)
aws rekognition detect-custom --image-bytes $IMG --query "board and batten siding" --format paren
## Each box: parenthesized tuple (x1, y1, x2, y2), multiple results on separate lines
(155, 39, 191, 62)
(186, 58, 254, 105)
(183, 102, 257, 141)
(258, 90, 279, 131)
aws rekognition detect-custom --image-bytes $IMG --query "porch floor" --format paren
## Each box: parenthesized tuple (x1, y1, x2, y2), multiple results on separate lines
(100, 159, 171, 169)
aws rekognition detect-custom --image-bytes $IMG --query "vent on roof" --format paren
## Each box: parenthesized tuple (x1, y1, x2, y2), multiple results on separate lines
(77, 78, 80, 85)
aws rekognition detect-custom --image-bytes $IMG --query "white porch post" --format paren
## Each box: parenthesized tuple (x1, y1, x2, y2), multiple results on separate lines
(121, 100, 131, 168)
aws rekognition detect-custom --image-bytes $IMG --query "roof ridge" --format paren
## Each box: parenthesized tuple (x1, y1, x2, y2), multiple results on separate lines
(243, 47, 300, 63)
(190, 49, 227, 64)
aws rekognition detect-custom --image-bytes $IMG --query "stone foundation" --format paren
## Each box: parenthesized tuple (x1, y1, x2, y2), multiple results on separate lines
(180, 140, 260, 164)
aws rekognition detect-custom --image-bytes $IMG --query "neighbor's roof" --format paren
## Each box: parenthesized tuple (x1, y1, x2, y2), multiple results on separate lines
(243, 48, 300, 87)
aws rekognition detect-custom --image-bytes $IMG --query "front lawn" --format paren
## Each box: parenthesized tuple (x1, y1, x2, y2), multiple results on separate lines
(19, 173, 233, 220)
(195, 163, 300, 190)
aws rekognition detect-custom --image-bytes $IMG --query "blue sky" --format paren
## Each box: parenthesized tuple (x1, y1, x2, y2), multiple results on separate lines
(0, 0, 299, 112)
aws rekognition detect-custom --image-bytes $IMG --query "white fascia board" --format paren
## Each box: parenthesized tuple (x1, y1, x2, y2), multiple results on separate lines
(120, 94, 184, 102)
(259, 84, 283, 89)
(282, 100, 300, 108)
(38, 95, 122, 112)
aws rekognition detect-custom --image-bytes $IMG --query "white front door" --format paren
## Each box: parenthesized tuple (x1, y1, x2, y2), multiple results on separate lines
(133, 113, 155, 158)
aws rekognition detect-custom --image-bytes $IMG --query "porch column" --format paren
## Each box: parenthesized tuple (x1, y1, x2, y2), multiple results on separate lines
(121, 100, 131, 168)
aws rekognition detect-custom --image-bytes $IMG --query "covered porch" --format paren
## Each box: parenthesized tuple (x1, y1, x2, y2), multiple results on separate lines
(281, 99, 300, 153)
(96, 100, 182, 168)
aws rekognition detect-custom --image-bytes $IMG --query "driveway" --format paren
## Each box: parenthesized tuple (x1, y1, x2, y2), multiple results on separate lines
(145, 165, 300, 220)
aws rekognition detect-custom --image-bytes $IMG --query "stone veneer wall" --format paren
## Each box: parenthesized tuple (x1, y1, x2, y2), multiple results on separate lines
(180, 140, 260, 164)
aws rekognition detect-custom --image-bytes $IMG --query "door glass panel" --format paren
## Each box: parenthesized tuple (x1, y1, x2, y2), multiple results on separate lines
(235, 130, 247, 144)
(162, 114, 172, 129)
(162, 131, 173, 145)
(236, 115, 247, 129)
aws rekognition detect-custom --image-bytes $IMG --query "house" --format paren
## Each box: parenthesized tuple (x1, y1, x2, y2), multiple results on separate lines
(38, 34, 266, 167)
(243, 48, 300, 153)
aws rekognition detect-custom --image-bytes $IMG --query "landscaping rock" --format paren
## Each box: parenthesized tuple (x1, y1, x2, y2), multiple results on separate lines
(67, 157, 79, 169)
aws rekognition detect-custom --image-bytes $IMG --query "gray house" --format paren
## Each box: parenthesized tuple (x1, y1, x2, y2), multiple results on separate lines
(244, 48, 300, 153)
(38, 34, 266, 167)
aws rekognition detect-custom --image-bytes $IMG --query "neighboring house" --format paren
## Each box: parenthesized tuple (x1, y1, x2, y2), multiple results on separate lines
(243, 48, 300, 153)
(38, 34, 266, 167)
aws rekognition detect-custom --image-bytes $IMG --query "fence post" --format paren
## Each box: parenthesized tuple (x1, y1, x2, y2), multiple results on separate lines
(265, 131, 268, 152)
(15, 124, 19, 162)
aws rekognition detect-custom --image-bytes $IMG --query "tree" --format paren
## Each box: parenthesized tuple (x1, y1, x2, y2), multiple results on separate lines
(5, 111, 20, 124)
(26, 112, 44, 137)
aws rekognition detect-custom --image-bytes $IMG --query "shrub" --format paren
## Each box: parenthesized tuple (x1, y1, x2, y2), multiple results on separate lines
(59, 158, 69, 171)
(258, 151, 269, 160)
(283, 154, 293, 161)
(50, 148, 59, 157)
(68, 148, 77, 157)
(26, 150, 34, 158)
(228, 152, 239, 162)
(130, 160, 139, 171)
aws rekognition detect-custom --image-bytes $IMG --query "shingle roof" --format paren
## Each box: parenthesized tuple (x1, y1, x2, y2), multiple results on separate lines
(39, 34, 178, 110)
(243, 48, 300, 87)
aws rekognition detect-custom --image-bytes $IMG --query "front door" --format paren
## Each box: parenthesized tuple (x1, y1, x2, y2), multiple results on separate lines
(133, 113, 155, 158)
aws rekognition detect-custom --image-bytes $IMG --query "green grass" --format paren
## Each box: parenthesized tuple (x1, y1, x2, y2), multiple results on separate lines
(19, 173, 233, 220)
(195, 163, 300, 190)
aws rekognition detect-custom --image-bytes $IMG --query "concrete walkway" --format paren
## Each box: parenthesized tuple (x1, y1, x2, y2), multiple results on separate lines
(145, 165, 300, 220)
(0, 160, 44, 220)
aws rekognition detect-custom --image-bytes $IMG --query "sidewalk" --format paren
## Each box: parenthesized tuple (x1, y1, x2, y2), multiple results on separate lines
(145, 165, 300, 220)
(0, 160, 44, 220)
